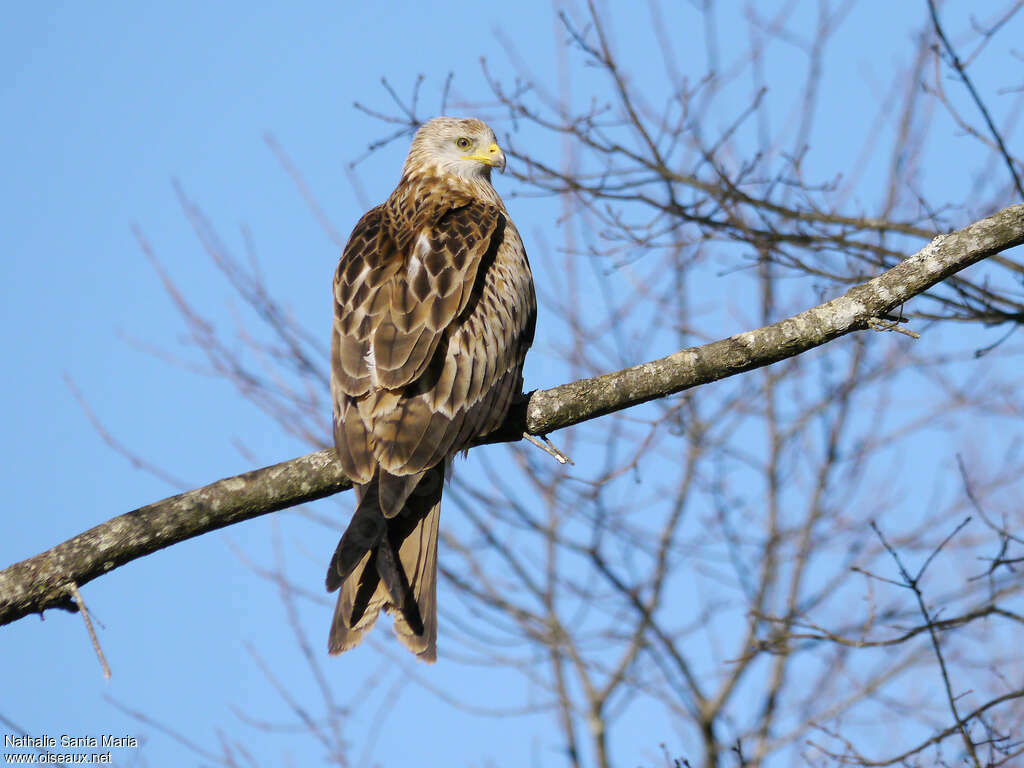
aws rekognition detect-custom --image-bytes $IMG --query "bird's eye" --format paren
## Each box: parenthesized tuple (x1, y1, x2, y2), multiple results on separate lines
(455, 137, 472, 150)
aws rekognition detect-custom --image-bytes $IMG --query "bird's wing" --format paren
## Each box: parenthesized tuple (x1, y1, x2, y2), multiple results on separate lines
(330, 192, 512, 487)
(369, 207, 537, 478)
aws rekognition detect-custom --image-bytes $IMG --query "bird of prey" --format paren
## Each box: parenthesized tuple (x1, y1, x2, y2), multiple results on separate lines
(327, 117, 536, 661)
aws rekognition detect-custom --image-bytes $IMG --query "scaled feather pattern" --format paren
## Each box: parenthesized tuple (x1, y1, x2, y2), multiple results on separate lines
(327, 117, 536, 661)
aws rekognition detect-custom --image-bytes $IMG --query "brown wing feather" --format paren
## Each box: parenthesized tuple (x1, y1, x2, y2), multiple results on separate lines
(367, 211, 535, 476)
(368, 201, 498, 389)
(331, 184, 525, 482)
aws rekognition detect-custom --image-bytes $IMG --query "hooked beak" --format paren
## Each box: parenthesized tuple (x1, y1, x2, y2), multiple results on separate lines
(464, 142, 506, 173)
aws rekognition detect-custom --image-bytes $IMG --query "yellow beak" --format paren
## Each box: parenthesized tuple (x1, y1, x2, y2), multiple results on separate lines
(463, 142, 506, 172)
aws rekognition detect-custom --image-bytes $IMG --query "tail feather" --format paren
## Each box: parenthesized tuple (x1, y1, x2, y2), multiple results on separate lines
(327, 464, 443, 661)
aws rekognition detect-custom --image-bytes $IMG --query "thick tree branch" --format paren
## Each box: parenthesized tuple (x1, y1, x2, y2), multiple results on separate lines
(2, 204, 1022, 629)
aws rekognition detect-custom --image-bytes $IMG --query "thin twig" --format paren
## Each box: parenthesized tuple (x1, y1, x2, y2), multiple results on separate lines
(871, 519, 982, 767)
(927, 0, 1024, 198)
(523, 433, 574, 465)
(69, 582, 110, 681)
(866, 317, 921, 339)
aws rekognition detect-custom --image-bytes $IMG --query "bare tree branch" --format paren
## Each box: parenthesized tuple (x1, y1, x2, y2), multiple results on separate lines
(2, 203, 1021, 630)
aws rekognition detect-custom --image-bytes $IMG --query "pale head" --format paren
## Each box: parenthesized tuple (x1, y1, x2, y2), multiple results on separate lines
(403, 117, 506, 181)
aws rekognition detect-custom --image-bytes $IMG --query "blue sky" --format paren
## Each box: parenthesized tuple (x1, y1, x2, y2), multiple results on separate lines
(0, 3, 575, 765)
(3, 1, 1023, 766)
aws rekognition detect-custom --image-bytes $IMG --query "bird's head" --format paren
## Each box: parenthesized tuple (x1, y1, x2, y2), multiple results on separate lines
(403, 117, 506, 181)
